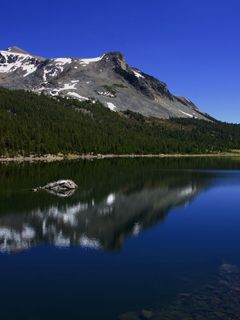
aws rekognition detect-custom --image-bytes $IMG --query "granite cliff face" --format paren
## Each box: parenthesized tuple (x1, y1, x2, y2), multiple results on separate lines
(0, 46, 209, 119)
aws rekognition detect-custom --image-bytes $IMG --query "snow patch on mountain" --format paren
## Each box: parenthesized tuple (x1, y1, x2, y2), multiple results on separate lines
(42, 59, 72, 81)
(133, 69, 144, 79)
(0, 50, 39, 76)
(180, 110, 194, 118)
(79, 55, 104, 66)
(106, 102, 117, 111)
(54, 58, 72, 64)
(22, 64, 38, 77)
(35, 82, 77, 95)
(1, 50, 31, 58)
(97, 91, 115, 98)
(67, 92, 89, 101)
(43, 66, 62, 81)
(60, 83, 77, 90)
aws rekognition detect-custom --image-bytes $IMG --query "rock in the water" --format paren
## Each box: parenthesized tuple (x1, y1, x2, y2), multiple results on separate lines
(43, 179, 78, 191)
(33, 179, 78, 197)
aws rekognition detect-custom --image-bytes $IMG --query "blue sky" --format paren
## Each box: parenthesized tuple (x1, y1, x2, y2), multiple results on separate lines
(1, 0, 240, 122)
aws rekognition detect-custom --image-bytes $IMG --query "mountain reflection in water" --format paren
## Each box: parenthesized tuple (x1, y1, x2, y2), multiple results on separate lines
(1, 158, 240, 320)
(0, 158, 234, 254)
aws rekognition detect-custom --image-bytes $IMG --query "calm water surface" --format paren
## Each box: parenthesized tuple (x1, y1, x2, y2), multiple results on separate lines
(0, 158, 240, 320)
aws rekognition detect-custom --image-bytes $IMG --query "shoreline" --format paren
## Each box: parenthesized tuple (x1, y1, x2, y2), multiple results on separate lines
(1, 152, 240, 162)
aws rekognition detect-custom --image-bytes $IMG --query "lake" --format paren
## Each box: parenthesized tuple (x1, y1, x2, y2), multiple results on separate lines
(0, 158, 240, 320)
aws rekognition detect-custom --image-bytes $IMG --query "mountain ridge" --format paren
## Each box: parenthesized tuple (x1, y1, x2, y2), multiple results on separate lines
(0, 46, 209, 120)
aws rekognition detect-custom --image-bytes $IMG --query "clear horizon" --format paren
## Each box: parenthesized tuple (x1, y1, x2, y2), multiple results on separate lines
(1, 0, 240, 123)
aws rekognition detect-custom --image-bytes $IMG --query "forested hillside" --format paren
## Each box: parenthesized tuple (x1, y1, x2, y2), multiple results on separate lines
(0, 87, 240, 156)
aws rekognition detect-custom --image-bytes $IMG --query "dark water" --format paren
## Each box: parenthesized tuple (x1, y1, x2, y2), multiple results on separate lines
(0, 158, 240, 320)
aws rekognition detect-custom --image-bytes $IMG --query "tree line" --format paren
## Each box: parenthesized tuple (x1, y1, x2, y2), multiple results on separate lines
(0, 87, 240, 156)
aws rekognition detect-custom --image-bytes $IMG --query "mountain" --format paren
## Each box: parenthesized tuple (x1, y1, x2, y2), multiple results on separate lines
(0, 46, 209, 119)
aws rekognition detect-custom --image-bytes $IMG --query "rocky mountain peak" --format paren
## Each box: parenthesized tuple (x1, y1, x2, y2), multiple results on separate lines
(7, 46, 30, 55)
(104, 51, 125, 60)
(0, 47, 208, 120)
(102, 51, 126, 68)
